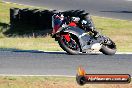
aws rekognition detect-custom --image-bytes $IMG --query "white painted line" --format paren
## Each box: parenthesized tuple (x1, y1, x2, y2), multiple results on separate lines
(2, 1, 48, 9)
(0, 74, 75, 77)
(38, 50, 132, 54)
(2, 1, 33, 8)
(116, 52, 132, 54)
(0, 74, 131, 79)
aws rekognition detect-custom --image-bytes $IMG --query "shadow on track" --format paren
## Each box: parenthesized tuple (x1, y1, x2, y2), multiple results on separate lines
(0, 48, 66, 54)
(0, 48, 100, 55)
(14, 50, 67, 55)
(13, 50, 101, 55)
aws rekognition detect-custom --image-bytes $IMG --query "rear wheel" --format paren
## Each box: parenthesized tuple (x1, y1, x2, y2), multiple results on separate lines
(100, 38, 116, 55)
(58, 33, 81, 55)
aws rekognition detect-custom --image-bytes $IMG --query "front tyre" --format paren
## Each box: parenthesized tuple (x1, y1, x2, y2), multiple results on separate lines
(100, 38, 116, 55)
(57, 34, 81, 55)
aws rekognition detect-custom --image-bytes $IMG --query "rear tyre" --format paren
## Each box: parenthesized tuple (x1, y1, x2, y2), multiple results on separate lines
(57, 34, 81, 55)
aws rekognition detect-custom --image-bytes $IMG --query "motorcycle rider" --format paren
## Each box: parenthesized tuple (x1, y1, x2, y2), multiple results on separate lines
(80, 13, 100, 38)
(53, 12, 100, 38)
(69, 13, 100, 38)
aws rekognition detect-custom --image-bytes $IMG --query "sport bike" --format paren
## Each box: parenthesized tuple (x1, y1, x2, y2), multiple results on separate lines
(51, 11, 116, 55)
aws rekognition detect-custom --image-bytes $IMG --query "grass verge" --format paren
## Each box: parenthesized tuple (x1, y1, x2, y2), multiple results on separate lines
(0, 1, 132, 52)
(0, 76, 131, 88)
(0, 36, 62, 51)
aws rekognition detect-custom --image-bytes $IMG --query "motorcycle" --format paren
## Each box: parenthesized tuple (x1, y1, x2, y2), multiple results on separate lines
(51, 11, 116, 55)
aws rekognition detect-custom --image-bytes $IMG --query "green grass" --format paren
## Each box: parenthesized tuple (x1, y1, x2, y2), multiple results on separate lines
(0, 36, 62, 51)
(0, 1, 132, 52)
(0, 1, 43, 24)
(92, 16, 132, 52)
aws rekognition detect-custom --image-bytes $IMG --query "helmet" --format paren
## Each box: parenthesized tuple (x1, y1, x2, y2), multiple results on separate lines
(71, 17, 80, 23)
(81, 20, 87, 25)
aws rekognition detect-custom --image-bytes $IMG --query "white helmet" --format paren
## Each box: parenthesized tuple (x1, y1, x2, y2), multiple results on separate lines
(71, 17, 80, 22)
(81, 20, 87, 24)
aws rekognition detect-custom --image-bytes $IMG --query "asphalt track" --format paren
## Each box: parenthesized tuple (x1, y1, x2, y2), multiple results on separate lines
(0, 50, 132, 76)
(3, 0, 132, 20)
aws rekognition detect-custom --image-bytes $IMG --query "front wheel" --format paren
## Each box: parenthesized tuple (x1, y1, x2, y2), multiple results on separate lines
(100, 38, 116, 55)
(57, 33, 81, 55)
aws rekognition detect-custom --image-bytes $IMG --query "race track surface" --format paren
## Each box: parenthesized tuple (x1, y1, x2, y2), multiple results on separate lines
(0, 50, 131, 76)
(3, 0, 132, 20)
